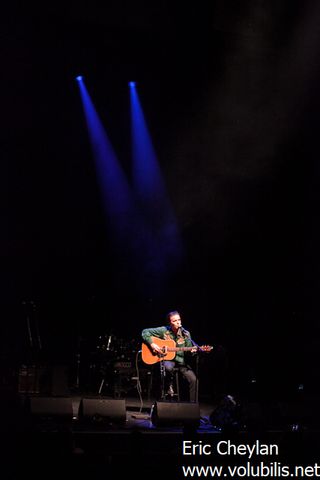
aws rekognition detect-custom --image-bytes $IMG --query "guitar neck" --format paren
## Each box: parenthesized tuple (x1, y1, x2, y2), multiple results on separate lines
(167, 346, 195, 352)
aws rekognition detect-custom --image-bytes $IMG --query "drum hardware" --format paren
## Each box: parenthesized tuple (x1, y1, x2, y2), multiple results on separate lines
(73, 335, 83, 391)
(96, 333, 118, 353)
(106, 335, 112, 351)
(91, 334, 149, 397)
(113, 361, 133, 370)
(21, 300, 42, 363)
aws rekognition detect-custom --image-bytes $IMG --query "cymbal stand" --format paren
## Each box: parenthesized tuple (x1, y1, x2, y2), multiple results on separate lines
(75, 352, 81, 390)
(72, 335, 82, 392)
(98, 377, 105, 395)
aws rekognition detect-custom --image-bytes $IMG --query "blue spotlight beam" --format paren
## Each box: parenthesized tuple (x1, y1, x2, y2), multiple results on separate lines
(130, 82, 166, 203)
(77, 79, 139, 248)
(129, 82, 184, 275)
(78, 77, 172, 295)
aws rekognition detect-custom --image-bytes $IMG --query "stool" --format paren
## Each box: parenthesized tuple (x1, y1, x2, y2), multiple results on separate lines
(166, 368, 180, 401)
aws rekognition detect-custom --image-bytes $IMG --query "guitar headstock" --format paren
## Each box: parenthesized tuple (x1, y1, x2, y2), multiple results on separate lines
(200, 345, 213, 352)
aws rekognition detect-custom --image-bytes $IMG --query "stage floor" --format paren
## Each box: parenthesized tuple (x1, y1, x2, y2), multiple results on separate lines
(3, 393, 320, 479)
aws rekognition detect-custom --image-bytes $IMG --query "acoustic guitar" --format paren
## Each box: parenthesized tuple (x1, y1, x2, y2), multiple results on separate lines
(141, 336, 213, 365)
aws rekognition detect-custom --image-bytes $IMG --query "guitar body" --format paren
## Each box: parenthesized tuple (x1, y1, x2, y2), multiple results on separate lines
(141, 337, 213, 365)
(142, 337, 177, 364)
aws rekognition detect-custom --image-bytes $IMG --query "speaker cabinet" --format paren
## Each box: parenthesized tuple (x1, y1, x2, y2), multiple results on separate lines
(79, 397, 126, 425)
(27, 396, 73, 423)
(151, 401, 200, 427)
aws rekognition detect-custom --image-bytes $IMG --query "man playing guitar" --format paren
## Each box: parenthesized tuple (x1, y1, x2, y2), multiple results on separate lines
(141, 310, 212, 402)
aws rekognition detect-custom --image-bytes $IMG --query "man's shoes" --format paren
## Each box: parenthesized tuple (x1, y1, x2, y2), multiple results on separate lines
(167, 384, 175, 396)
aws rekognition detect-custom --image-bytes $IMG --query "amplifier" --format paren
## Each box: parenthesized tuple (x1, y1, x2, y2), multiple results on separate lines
(18, 365, 46, 394)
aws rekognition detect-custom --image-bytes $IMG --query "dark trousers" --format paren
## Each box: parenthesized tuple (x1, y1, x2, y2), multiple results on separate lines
(163, 360, 197, 402)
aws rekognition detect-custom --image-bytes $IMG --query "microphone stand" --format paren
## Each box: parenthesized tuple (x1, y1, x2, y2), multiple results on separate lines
(75, 338, 81, 391)
(190, 338, 204, 404)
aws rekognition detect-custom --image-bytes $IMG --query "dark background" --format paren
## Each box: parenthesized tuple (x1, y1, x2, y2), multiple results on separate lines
(2, 1, 320, 400)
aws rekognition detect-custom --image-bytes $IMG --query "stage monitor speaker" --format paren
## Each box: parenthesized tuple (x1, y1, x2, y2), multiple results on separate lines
(27, 396, 73, 423)
(151, 401, 200, 428)
(79, 397, 126, 426)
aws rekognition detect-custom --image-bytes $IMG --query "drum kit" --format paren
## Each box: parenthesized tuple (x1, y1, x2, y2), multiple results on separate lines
(95, 333, 139, 358)
(78, 332, 150, 398)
